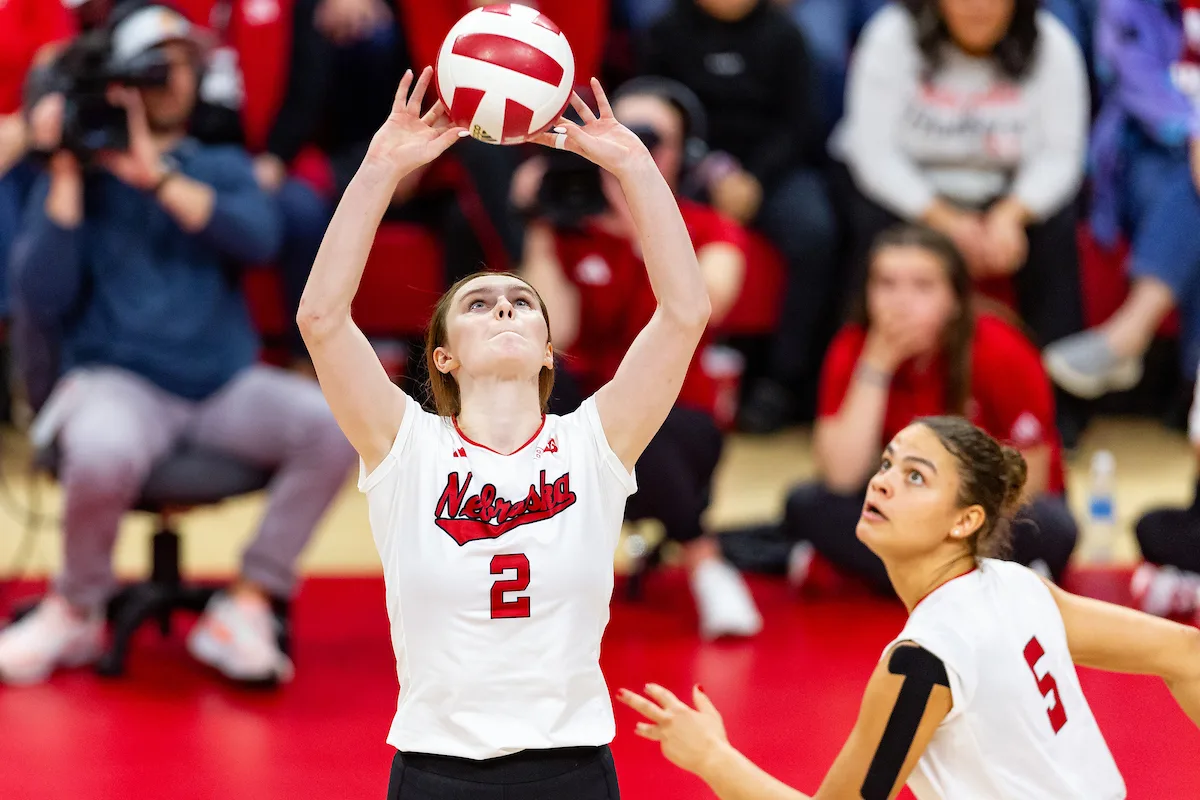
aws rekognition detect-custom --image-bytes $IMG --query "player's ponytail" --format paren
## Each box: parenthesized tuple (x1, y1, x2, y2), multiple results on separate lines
(999, 444, 1028, 519)
(916, 416, 1028, 560)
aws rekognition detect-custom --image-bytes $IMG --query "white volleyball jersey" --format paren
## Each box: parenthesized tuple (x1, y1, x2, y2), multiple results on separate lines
(885, 559, 1126, 800)
(359, 393, 636, 760)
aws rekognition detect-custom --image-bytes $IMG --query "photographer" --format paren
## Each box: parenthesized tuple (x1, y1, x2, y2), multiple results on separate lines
(0, 5, 355, 687)
(519, 79, 763, 641)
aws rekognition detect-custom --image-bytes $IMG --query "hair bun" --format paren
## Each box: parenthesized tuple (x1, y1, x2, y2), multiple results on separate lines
(999, 445, 1028, 516)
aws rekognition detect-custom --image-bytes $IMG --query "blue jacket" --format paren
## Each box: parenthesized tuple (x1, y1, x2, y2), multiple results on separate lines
(1090, 0, 1194, 245)
(9, 141, 281, 400)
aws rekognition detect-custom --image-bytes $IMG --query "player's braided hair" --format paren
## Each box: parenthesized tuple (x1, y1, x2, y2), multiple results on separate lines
(425, 271, 555, 417)
(917, 415, 1027, 559)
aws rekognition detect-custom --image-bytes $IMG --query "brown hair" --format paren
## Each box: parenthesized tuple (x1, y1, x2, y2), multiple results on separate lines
(850, 224, 976, 415)
(917, 415, 1028, 559)
(424, 271, 555, 417)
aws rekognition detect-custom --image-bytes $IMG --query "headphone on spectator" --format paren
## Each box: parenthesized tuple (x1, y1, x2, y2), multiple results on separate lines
(610, 76, 710, 173)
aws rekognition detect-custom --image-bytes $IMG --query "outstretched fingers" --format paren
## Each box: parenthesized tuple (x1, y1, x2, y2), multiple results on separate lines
(391, 69, 414, 115)
(421, 99, 448, 128)
(528, 120, 582, 153)
(570, 91, 598, 124)
(591, 78, 614, 119)
(407, 66, 434, 114)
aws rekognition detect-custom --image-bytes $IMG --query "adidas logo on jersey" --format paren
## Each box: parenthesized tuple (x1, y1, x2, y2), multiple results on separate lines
(452, 447, 467, 457)
(435, 470, 576, 545)
(535, 438, 558, 458)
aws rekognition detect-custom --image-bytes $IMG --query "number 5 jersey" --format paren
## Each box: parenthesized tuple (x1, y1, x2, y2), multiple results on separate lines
(359, 393, 637, 760)
(886, 558, 1125, 799)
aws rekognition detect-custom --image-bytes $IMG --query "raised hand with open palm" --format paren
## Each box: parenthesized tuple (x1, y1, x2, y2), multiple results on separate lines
(528, 78, 654, 180)
(365, 66, 468, 175)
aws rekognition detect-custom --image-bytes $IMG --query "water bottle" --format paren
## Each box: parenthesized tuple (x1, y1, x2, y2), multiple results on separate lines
(1086, 450, 1117, 562)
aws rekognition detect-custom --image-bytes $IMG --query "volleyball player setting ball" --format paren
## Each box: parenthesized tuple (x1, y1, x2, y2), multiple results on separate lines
(622, 417, 1200, 799)
(296, 16, 709, 800)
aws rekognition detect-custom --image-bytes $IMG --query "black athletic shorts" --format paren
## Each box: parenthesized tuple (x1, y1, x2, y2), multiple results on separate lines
(387, 745, 620, 800)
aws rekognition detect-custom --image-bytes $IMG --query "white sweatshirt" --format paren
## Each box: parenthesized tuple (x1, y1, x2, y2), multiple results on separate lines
(832, 5, 1089, 220)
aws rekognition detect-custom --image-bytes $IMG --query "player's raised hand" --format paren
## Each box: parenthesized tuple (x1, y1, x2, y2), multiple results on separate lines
(366, 67, 468, 172)
(530, 78, 653, 179)
(617, 683, 729, 776)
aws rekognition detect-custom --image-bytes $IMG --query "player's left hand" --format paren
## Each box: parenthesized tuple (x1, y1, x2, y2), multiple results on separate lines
(530, 79, 653, 179)
(97, 88, 166, 192)
(617, 683, 729, 776)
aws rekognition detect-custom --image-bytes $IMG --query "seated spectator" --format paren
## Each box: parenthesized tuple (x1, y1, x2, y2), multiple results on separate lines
(521, 80, 762, 639)
(640, 0, 840, 434)
(728, 226, 1078, 590)
(1045, 0, 1200, 399)
(0, 6, 355, 686)
(776, 0, 1094, 132)
(1130, 367, 1200, 621)
(833, 0, 1089, 358)
(0, 0, 74, 319)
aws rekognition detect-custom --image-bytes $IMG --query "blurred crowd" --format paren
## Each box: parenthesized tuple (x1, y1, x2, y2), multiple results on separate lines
(2, 0, 1200, 686)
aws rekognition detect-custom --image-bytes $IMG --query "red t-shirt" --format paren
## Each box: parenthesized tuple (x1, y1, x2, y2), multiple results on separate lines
(553, 200, 747, 419)
(817, 314, 1065, 494)
(0, 0, 74, 114)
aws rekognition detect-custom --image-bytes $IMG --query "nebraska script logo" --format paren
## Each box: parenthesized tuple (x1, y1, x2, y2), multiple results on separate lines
(435, 471, 576, 546)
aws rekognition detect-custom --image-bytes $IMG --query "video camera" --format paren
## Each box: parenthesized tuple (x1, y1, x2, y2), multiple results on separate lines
(48, 27, 171, 160)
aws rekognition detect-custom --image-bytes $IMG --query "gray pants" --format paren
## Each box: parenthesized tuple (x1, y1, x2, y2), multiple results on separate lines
(39, 365, 356, 610)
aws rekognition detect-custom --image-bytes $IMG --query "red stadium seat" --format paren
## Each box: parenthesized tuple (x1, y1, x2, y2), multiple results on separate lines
(716, 230, 786, 337)
(244, 223, 445, 346)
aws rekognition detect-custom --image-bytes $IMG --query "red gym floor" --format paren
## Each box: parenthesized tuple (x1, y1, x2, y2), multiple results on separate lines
(0, 571, 1196, 799)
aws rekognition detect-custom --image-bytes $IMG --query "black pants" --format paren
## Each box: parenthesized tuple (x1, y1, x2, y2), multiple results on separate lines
(751, 167, 842, 390)
(843, 176, 1085, 350)
(549, 369, 724, 545)
(781, 483, 1079, 591)
(1136, 478, 1200, 572)
(625, 406, 724, 544)
(387, 746, 620, 800)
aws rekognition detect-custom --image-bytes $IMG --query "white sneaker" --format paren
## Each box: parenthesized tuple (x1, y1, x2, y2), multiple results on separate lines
(1131, 564, 1182, 617)
(690, 559, 763, 641)
(187, 592, 294, 684)
(0, 595, 105, 686)
(787, 542, 816, 589)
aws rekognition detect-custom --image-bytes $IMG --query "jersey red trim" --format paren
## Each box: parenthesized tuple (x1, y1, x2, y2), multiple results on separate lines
(453, 416, 547, 456)
(911, 566, 978, 614)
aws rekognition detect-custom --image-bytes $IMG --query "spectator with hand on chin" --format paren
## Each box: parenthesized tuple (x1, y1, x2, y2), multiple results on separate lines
(724, 226, 1077, 592)
(0, 5, 355, 687)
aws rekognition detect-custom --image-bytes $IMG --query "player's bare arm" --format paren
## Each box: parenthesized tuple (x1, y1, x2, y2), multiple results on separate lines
(530, 80, 710, 472)
(297, 67, 466, 472)
(1045, 580, 1200, 726)
(618, 643, 951, 800)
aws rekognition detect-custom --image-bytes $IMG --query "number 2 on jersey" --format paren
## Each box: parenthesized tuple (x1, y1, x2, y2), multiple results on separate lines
(1023, 636, 1068, 733)
(490, 554, 531, 619)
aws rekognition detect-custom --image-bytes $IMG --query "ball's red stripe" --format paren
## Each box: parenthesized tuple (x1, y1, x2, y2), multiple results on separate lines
(450, 32, 564, 86)
(449, 86, 486, 128)
(531, 13, 561, 34)
(502, 98, 535, 142)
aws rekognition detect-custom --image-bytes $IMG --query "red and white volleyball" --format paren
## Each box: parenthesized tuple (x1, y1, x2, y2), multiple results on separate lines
(434, 3, 575, 145)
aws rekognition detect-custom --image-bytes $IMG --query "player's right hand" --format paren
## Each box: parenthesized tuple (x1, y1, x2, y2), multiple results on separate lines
(365, 68, 468, 175)
(618, 683, 729, 777)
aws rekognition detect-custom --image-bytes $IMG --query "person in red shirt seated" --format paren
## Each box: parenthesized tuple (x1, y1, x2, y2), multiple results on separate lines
(522, 78, 763, 639)
(780, 224, 1077, 592)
